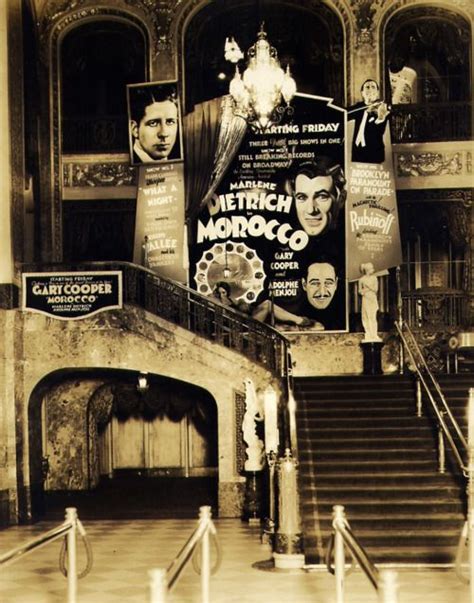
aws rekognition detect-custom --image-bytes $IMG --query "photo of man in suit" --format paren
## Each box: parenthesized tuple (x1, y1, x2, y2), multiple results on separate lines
(128, 82, 182, 165)
(285, 158, 346, 238)
(349, 79, 390, 164)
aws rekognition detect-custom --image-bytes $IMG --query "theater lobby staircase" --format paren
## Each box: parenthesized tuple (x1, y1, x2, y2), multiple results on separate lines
(295, 373, 472, 566)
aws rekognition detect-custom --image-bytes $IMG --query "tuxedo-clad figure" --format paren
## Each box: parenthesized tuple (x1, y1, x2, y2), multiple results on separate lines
(349, 79, 390, 164)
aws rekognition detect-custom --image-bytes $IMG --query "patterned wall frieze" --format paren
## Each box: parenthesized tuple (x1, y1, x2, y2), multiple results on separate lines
(395, 151, 467, 179)
(393, 141, 473, 191)
(62, 159, 138, 188)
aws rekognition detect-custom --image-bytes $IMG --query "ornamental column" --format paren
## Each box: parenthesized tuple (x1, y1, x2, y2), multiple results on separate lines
(0, 0, 14, 289)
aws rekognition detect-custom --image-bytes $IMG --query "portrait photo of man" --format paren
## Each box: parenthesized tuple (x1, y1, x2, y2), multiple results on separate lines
(294, 258, 346, 331)
(349, 79, 390, 165)
(127, 81, 182, 165)
(285, 158, 346, 238)
(302, 261, 338, 311)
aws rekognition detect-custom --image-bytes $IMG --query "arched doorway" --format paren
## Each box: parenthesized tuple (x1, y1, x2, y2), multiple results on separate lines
(58, 17, 148, 263)
(29, 370, 218, 520)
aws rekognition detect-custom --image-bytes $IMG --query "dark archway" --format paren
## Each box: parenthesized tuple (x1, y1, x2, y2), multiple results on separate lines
(28, 369, 218, 521)
(184, 0, 345, 114)
(383, 6, 471, 104)
(60, 20, 147, 153)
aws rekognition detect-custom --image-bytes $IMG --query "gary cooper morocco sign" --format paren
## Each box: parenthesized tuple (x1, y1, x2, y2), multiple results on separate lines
(22, 271, 122, 320)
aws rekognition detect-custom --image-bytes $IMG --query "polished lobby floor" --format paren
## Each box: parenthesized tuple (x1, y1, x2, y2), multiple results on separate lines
(0, 517, 470, 602)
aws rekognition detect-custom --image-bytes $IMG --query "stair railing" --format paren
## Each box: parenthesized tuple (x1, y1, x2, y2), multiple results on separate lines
(395, 319, 468, 475)
(0, 507, 92, 603)
(148, 506, 220, 603)
(326, 505, 399, 603)
(454, 388, 474, 597)
(283, 344, 299, 458)
(21, 261, 289, 376)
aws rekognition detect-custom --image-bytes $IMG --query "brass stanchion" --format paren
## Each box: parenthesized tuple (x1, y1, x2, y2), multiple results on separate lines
(262, 451, 277, 544)
(149, 568, 167, 603)
(378, 569, 399, 603)
(65, 508, 78, 603)
(333, 505, 346, 603)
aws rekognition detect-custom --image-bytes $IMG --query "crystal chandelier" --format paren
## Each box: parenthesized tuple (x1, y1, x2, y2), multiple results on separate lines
(228, 24, 296, 132)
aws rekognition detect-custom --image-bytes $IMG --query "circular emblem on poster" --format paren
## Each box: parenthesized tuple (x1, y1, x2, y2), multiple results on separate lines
(194, 242, 266, 303)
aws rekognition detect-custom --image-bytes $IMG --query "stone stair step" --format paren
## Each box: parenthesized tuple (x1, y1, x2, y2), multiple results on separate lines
(295, 374, 469, 566)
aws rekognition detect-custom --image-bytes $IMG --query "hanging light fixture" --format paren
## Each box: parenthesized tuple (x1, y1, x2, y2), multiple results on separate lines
(137, 371, 149, 393)
(229, 23, 296, 132)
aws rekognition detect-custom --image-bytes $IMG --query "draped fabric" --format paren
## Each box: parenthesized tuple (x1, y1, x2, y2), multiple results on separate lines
(111, 382, 216, 434)
(184, 95, 247, 224)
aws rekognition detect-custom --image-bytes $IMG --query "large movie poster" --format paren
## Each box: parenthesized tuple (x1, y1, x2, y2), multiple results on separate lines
(129, 80, 187, 283)
(133, 163, 186, 282)
(191, 95, 348, 332)
(346, 80, 402, 281)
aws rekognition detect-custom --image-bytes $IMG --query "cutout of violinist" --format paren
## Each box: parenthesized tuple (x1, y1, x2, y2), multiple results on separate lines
(349, 79, 390, 164)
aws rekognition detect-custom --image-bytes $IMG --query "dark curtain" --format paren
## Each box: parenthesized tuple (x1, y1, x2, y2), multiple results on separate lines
(184, 95, 247, 223)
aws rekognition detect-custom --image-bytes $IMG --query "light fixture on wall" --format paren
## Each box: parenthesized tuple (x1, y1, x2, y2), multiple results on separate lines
(137, 371, 149, 393)
(223, 242, 231, 279)
(228, 23, 296, 132)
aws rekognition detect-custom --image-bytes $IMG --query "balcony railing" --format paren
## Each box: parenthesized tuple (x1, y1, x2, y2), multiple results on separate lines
(401, 287, 470, 329)
(390, 102, 472, 143)
(62, 116, 129, 154)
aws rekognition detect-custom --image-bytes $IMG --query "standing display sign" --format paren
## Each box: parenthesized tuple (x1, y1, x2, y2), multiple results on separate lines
(133, 163, 187, 282)
(22, 272, 122, 320)
(191, 94, 348, 332)
(345, 81, 402, 281)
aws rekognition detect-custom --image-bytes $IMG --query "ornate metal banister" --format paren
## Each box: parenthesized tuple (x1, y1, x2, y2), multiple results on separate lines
(395, 319, 468, 475)
(401, 288, 470, 330)
(20, 261, 289, 375)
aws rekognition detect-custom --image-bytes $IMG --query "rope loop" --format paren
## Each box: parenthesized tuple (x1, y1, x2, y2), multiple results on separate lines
(59, 531, 93, 580)
(191, 527, 222, 576)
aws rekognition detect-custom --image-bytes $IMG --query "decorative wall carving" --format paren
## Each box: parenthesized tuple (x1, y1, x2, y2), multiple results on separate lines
(445, 203, 471, 248)
(63, 161, 137, 188)
(40, 0, 87, 29)
(351, 0, 385, 48)
(396, 152, 465, 178)
(408, 328, 461, 374)
(235, 390, 246, 474)
(125, 0, 183, 55)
